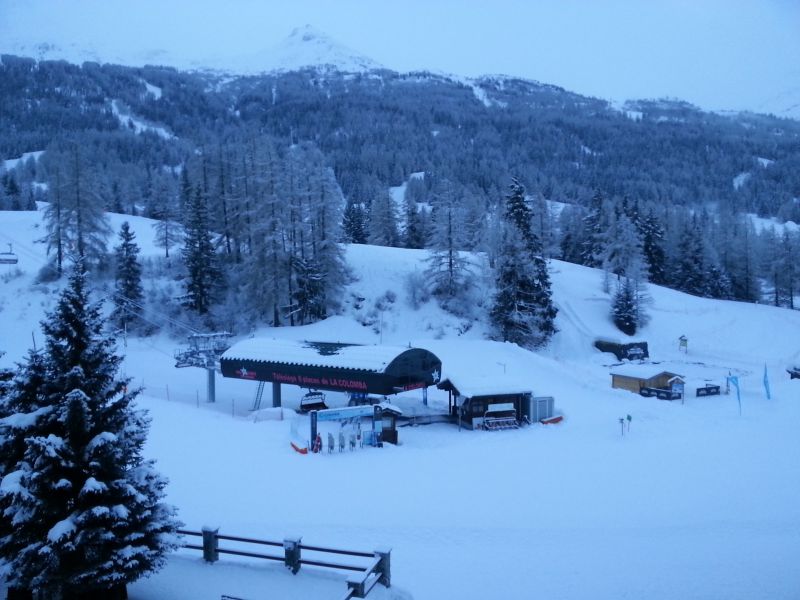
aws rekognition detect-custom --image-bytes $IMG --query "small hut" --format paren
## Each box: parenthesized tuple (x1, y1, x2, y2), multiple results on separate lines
(611, 365, 685, 396)
(437, 377, 554, 430)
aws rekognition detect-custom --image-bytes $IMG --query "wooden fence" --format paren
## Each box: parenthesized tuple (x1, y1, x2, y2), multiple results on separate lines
(177, 528, 390, 600)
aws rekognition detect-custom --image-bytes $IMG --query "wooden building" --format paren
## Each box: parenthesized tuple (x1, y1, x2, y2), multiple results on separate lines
(610, 365, 685, 394)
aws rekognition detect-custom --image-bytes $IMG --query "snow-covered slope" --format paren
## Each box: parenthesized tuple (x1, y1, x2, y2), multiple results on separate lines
(2, 207, 799, 600)
(232, 25, 383, 75)
(0, 40, 185, 72)
(1, 150, 45, 173)
(755, 84, 800, 120)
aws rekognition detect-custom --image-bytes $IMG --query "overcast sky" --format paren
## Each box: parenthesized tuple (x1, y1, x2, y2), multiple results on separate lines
(1, 0, 798, 113)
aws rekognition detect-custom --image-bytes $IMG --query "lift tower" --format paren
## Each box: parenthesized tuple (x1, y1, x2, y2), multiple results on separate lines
(174, 332, 233, 403)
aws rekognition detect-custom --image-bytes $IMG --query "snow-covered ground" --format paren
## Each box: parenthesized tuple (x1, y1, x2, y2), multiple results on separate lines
(1, 208, 799, 600)
(110, 99, 175, 140)
(748, 213, 799, 235)
(1, 150, 44, 173)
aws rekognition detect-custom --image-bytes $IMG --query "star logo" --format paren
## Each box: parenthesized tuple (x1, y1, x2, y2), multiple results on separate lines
(431, 369, 441, 383)
(238, 367, 256, 379)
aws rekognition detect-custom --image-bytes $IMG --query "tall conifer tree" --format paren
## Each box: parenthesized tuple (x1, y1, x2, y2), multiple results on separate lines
(612, 276, 640, 335)
(0, 261, 179, 599)
(490, 179, 558, 347)
(639, 208, 667, 285)
(181, 186, 221, 315)
(112, 221, 144, 333)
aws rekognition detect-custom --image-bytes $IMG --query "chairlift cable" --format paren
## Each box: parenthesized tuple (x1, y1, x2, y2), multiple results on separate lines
(0, 231, 200, 335)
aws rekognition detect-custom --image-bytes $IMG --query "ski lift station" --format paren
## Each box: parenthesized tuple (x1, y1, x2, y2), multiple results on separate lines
(219, 338, 558, 439)
(220, 339, 443, 447)
(220, 338, 443, 407)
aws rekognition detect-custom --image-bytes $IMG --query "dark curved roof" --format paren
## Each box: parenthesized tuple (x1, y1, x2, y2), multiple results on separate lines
(220, 339, 442, 395)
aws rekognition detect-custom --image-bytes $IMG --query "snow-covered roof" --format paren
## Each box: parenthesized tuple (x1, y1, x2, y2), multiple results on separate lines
(610, 365, 683, 380)
(221, 338, 415, 373)
(441, 375, 533, 399)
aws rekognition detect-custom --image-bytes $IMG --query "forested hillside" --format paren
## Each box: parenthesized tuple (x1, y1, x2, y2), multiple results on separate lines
(1, 54, 798, 337)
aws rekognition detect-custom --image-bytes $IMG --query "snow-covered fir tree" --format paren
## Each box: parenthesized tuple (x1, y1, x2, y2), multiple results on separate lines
(639, 207, 667, 285)
(290, 255, 326, 324)
(181, 185, 221, 316)
(558, 203, 586, 264)
(112, 221, 144, 333)
(0, 260, 180, 599)
(0, 351, 12, 397)
(490, 179, 557, 347)
(490, 226, 542, 346)
(403, 189, 427, 250)
(674, 218, 709, 296)
(1, 173, 32, 211)
(604, 208, 650, 335)
(673, 216, 732, 299)
(0, 348, 48, 600)
(600, 211, 648, 292)
(579, 190, 609, 268)
(342, 200, 367, 244)
(612, 276, 640, 335)
(717, 211, 760, 302)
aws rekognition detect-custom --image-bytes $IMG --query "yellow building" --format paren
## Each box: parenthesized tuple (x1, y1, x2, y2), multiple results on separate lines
(610, 366, 684, 394)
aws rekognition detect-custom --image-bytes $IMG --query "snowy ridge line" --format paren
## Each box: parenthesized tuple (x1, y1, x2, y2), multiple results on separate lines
(176, 527, 390, 597)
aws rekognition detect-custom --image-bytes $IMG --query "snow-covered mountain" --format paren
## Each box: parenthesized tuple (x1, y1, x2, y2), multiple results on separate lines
(0, 39, 185, 72)
(3, 22, 798, 120)
(230, 24, 383, 75)
(0, 25, 383, 76)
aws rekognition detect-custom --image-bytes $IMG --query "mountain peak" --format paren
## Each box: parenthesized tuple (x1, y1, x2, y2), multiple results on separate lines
(288, 24, 329, 43)
(241, 25, 383, 75)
